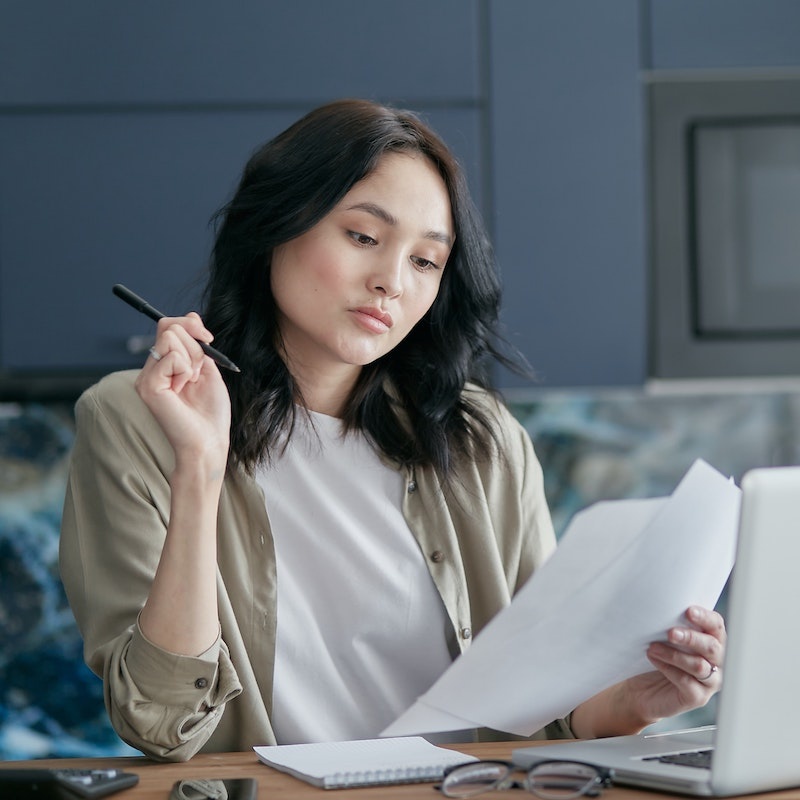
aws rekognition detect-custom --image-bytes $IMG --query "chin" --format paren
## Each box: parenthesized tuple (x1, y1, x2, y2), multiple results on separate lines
(338, 344, 393, 367)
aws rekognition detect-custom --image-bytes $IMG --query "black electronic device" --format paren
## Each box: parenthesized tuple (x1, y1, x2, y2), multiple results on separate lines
(0, 767, 138, 798)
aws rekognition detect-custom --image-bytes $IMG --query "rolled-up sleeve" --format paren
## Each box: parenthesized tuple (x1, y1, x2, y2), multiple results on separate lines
(103, 623, 241, 759)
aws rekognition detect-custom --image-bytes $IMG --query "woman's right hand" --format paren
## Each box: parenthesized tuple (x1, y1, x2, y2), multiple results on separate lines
(134, 312, 231, 474)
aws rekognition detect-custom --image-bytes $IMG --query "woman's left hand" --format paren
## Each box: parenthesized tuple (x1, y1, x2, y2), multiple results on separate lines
(633, 605, 726, 720)
(572, 605, 725, 738)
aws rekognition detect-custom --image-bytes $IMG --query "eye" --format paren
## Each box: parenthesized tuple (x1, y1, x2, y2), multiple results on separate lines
(348, 230, 377, 246)
(410, 255, 440, 272)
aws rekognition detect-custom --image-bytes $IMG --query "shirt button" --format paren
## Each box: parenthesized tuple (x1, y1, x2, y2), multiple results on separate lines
(407, 480, 417, 493)
(461, 627, 472, 640)
(194, 677, 209, 690)
(430, 550, 445, 563)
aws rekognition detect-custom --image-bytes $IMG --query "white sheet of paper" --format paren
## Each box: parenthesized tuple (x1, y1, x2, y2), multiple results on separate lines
(382, 459, 741, 738)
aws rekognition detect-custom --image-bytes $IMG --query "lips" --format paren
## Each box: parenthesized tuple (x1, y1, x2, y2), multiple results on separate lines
(353, 306, 394, 331)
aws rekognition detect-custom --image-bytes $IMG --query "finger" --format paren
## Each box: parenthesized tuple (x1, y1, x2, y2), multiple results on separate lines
(182, 311, 215, 344)
(648, 642, 723, 689)
(158, 311, 214, 345)
(156, 322, 207, 367)
(667, 608, 726, 664)
(686, 606, 727, 644)
(141, 326, 204, 394)
(146, 315, 213, 362)
(667, 626, 725, 673)
(646, 654, 721, 708)
(155, 319, 214, 386)
(698, 663, 720, 683)
(685, 654, 722, 686)
(155, 315, 210, 344)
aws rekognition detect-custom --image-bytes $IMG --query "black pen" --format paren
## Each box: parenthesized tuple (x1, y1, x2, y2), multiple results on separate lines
(112, 284, 241, 373)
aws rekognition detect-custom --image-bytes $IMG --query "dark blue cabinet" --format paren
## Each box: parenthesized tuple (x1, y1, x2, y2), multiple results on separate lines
(0, 1, 483, 396)
(2, 0, 799, 397)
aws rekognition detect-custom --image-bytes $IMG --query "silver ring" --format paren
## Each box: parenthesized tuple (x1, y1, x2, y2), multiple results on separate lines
(700, 663, 718, 682)
(148, 346, 163, 362)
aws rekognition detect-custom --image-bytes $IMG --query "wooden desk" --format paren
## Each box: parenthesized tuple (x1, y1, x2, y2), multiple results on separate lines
(4, 742, 800, 800)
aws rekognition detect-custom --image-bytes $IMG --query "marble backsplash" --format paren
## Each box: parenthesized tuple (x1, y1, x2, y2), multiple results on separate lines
(1, 387, 798, 759)
(0, 402, 136, 759)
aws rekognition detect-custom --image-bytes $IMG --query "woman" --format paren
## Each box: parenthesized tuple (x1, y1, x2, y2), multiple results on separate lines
(59, 99, 725, 761)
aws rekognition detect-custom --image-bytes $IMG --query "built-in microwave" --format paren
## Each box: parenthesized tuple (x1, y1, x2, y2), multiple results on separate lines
(648, 71, 800, 383)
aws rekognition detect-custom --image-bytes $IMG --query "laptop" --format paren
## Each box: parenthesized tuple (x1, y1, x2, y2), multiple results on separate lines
(513, 465, 800, 797)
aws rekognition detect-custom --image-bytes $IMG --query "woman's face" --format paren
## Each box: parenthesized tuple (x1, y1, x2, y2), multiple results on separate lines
(270, 151, 454, 391)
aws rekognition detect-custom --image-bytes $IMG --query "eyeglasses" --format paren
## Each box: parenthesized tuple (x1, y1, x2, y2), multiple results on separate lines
(440, 760, 613, 800)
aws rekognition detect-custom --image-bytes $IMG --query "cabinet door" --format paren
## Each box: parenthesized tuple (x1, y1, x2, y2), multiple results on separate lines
(0, 106, 481, 382)
(647, 0, 800, 69)
(488, 0, 646, 387)
(0, 1, 483, 397)
(0, 110, 299, 375)
(0, 1, 480, 104)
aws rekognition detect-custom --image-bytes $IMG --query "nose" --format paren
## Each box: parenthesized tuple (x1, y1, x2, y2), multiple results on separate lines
(369, 252, 404, 298)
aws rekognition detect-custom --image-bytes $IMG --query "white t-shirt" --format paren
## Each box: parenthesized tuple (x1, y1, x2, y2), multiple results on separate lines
(256, 410, 454, 744)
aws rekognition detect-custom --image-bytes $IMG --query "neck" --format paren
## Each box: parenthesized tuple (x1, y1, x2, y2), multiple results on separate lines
(292, 365, 362, 419)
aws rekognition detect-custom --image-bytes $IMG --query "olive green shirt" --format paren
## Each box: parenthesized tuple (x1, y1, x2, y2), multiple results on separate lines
(59, 370, 573, 761)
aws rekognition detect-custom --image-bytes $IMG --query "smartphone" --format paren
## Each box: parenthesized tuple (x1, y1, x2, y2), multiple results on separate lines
(0, 768, 138, 799)
(170, 777, 258, 800)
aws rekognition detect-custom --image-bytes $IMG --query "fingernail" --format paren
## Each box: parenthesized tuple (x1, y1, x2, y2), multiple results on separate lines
(672, 628, 687, 643)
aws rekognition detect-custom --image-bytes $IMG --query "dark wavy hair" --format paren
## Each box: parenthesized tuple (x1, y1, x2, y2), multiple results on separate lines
(202, 98, 527, 477)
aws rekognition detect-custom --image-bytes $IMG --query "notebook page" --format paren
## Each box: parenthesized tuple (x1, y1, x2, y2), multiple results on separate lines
(254, 737, 476, 788)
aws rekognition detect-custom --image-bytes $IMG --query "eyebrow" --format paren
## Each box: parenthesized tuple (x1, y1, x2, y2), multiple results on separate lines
(346, 201, 454, 247)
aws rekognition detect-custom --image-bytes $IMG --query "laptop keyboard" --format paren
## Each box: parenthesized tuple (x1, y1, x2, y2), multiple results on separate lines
(644, 749, 713, 769)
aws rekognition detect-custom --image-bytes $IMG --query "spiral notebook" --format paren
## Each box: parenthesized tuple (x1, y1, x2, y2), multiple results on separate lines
(254, 736, 476, 789)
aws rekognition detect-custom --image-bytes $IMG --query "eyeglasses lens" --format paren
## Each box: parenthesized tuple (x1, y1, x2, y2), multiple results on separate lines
(441, 762, 511, 798)
(527, 762, 603, 799)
